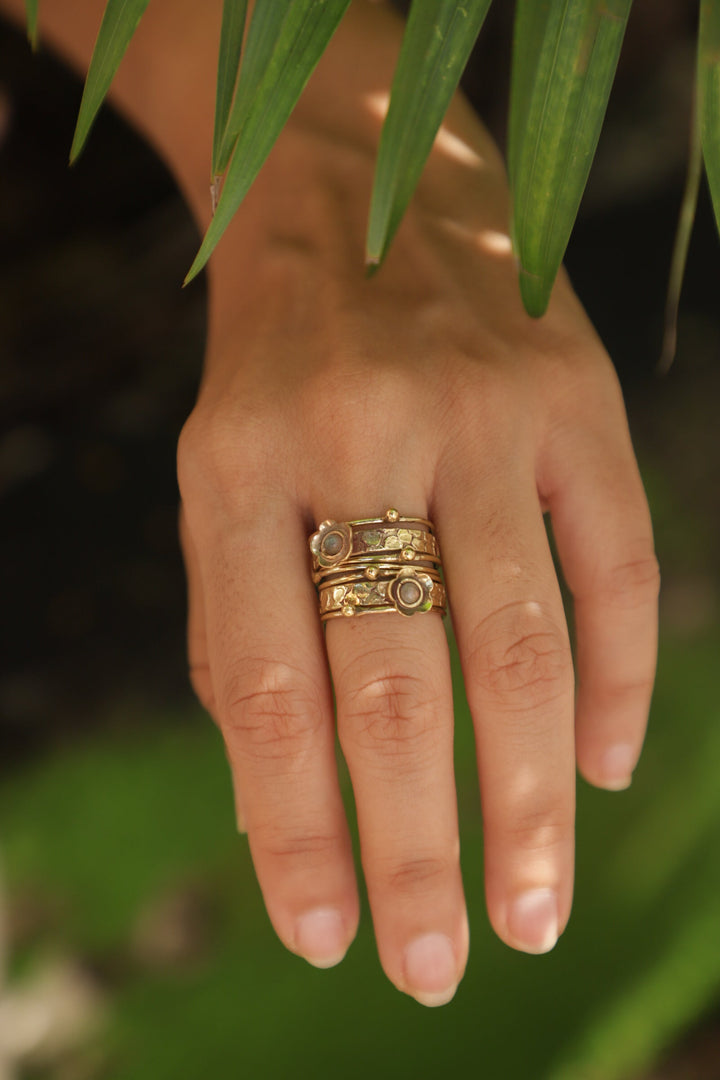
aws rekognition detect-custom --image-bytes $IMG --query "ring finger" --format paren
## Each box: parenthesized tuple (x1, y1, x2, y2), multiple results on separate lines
(437, 455, 576, 955)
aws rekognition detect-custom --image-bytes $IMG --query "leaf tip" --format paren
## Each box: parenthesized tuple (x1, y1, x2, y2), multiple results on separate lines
(518, 268, 551, 319)
(68, 135, 82, 166)
(183, 257, 204, 288)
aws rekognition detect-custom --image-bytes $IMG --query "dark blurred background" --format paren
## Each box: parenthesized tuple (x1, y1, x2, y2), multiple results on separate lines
(0, 2, 719, 1078)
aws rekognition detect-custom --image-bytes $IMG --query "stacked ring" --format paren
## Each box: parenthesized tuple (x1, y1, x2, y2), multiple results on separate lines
(308, 508, 447, 620)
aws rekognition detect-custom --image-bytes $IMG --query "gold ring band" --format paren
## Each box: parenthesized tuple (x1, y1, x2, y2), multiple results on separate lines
(309, 508, 446, 620)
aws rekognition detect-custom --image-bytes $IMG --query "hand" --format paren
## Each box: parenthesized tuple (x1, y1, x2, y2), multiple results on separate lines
(177, 110, 659, 1006)
(0, 0, 657, 1010)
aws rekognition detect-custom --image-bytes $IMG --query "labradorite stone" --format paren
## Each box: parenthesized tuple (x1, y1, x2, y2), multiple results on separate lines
(398, 580, 422, 606)
(322, 532, 343, 555)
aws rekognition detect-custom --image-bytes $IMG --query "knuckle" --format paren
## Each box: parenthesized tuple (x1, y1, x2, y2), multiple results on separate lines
(176, 405, 272, 507)
(504, 811, 572, 855)
(380, 854, 452, 898)
(340, 670, 439, 758)
(600, 553, 661, 608)
(177, 409, 232, 488)
(593, 674, 656, 712)
(222, 662, 324, 762)
(532, 331, 615, 402)
(467, 602, 573, 711)
(256, 827, 341, 871)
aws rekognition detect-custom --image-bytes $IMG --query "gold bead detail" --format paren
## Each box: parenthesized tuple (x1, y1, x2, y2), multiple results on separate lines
(364, 566, 379, 580)
(342, 604, 356, 617)
(401, 547, 416, 561)
(384, 508, 400, 524)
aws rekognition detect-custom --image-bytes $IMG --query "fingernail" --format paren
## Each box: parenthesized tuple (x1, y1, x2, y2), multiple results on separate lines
(403, 933, 458, 1007)
(507, 888, 558, 954)
(294, 908, 348, 969)
(600, 743, 636, 790)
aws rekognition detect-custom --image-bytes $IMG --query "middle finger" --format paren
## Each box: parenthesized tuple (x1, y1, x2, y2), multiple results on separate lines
(322, 506, 467, 1008)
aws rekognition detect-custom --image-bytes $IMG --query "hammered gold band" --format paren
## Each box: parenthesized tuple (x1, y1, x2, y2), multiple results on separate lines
(309, 508, 446, 621)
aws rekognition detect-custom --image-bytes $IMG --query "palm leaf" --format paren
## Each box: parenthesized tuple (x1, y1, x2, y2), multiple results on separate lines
(212, 0, 249, 180)
(24, 0, 38, 50)
(365, 0, 493, 270)
(510, 0, 633, 317)
(699, 0, 720, 237)
(185, 0, 351, 285)
(70, 0, 152, 164)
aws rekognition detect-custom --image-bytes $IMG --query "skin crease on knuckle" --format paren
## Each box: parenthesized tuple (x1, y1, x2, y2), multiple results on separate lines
(251, 824, 343, 870)
(339, 670, 444, 765)
(595, 553, 661, 610)
(379, 854, 455, 900)
(221, 661, 326, 765)
(465, 600, 573, 714)
(496, 805, 574, 859)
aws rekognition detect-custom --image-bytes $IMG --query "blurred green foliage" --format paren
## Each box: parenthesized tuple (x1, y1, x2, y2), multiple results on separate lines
(1, 626, 718, 1079)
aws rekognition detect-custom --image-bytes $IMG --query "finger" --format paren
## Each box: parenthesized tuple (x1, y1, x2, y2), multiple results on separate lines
(437, 457, 575, 957)
(192, 501, 359, 969)
(179, 504, 248, 832)
(324, 508, 467, 1008)
(543, 400, 659, 791)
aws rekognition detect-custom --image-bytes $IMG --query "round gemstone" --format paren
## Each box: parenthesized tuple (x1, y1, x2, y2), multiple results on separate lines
(322, 532, 343, 556)
(398, 579, 422, 606)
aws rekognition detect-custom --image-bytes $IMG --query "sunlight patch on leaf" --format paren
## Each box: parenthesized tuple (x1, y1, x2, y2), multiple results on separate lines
(366, 0, 493, 270)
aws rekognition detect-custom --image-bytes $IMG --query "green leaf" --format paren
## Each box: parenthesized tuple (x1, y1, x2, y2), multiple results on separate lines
(216, 0, 291, 173)
(24, 0, 38, 50)
(70, 0, 152, 163)
(365, 0, 493, 270)
(186, 0, 351, 285)
(699, 0, 720, 238)
(507, 0, 551, 188)
(510, 0, 633, 317)
(212, 0, 249, 179)
(659, 92, 702, 375)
